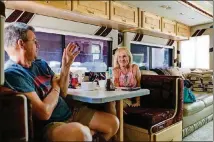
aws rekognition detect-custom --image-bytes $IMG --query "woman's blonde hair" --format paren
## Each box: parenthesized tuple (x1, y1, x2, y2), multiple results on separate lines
(113, 47, 133, 68)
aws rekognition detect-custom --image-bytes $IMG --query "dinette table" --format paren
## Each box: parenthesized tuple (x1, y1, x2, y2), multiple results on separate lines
(67, 87, 150, 141)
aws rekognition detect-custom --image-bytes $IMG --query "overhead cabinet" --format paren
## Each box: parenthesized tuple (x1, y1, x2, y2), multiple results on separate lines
(161, 17, 176, 36)
(176, 23, 190, 38)
(35, 0, 109, 19)
(110, 1, 138, 27)
(72, 1, 109, 19)
(35, 1, 71, 11)
(7, 0, 191, 40)
(141, 11, 161, 32)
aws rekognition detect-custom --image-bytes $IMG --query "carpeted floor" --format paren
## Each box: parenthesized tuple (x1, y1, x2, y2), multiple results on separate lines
(183, 121, 213, 141)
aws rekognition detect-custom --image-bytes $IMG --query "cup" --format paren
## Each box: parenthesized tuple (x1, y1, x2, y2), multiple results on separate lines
(81, 82, 96, 91)
(99, 80, 106, 88)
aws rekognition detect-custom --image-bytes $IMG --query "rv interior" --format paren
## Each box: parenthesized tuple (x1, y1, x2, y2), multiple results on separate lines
(0, 1, 213, 142)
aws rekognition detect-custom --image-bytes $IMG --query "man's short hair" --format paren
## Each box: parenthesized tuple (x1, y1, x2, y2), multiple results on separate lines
(4, 22, 35, 48)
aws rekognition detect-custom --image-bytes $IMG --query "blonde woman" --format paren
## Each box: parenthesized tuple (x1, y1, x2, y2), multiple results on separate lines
(114, 47, 141, 106)
(106, 47, 141, 115)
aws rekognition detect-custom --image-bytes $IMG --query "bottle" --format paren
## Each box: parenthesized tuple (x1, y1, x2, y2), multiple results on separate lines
(106, 71, 111, 91)
(108, 67, 114, 87)
(108, 67, 113, 79)
(106, 68, 115, 91)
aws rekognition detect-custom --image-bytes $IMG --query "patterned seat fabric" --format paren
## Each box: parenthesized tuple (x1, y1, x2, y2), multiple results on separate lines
(124, 108, 174, 131)
(124, 75, 183, 133)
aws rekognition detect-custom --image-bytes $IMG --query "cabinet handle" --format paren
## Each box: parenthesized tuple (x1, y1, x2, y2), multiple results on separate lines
(87, 9, 94, 14)
(122, 18, 126, 22)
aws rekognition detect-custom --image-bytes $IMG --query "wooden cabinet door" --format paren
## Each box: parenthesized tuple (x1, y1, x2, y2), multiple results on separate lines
(72, 1, 109, 19)
(35, 1, 71, 10)
(110, 1, 138, 26)
(161, 17, 176, 36)
(154, 121, 182, 141)
(141, 11, 161, 32)
(48, 1, 71, 10)
(176, 23, 190, 37)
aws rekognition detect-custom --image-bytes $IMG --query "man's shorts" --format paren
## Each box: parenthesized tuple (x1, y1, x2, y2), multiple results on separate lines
(43, 106, 96, 141)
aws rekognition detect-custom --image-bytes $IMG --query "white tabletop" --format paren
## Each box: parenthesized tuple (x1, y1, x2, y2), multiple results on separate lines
(67, 88, 150, 103)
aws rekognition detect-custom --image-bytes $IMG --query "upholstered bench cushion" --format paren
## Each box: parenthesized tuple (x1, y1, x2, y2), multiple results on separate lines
(183, 100, 205, 116)
(124, 107, 175, 130)
(194, 93, 213, 107)
(202, 96, 213, 107)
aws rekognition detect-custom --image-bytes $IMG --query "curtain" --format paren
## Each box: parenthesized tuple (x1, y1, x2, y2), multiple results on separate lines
(180, 35, 210, 69)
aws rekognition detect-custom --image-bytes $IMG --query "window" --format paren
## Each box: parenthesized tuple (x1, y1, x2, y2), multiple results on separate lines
(152, 48, 172, 68)
(35, 32, 62, 62)
(131, 43, 172, 69)
(91, 44, 101, 61)
(4, 31, 111, 73)
(65, 35, 109, 72)
(180, 35, 210, 69)
(4, 32, 63, 64)
(131, 44, 149, 69)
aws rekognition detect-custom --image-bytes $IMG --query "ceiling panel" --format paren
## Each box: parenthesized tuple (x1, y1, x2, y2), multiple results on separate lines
(187, 1, 213, 16)
(122, 1, 213, 26)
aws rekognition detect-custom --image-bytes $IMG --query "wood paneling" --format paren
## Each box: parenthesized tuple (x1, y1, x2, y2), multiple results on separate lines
(72, 1, 109, 19)
(141, 11, 161, 32)
(110, 1, 138, 27)
(176, 23, 190, 38)
(161, 17, 176, 36)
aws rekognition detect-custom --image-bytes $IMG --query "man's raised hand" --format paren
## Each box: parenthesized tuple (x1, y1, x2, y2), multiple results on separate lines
(61, 42, 80, 69)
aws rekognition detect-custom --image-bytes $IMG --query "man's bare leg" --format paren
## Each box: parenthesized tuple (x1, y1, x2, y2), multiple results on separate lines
(89, 111, 119, 141)
(50, 122, 92, 141)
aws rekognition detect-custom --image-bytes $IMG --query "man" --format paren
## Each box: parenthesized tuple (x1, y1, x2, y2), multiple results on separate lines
(4, 22, 119, 141)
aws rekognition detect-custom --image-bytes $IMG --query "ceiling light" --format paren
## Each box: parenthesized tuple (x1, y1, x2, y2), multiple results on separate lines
(160, 5, 171, 10)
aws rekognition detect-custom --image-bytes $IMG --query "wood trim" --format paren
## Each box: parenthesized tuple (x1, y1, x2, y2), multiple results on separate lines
(116, 100, 124, 141)
(124, 121, 182, 141)
(123, 27, 189, 41)
(154, 121, 182, 141)
(180, 0, 213, 18)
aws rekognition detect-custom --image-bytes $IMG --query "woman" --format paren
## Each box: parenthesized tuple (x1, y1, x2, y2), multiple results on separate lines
(106, 47, 141, 115)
